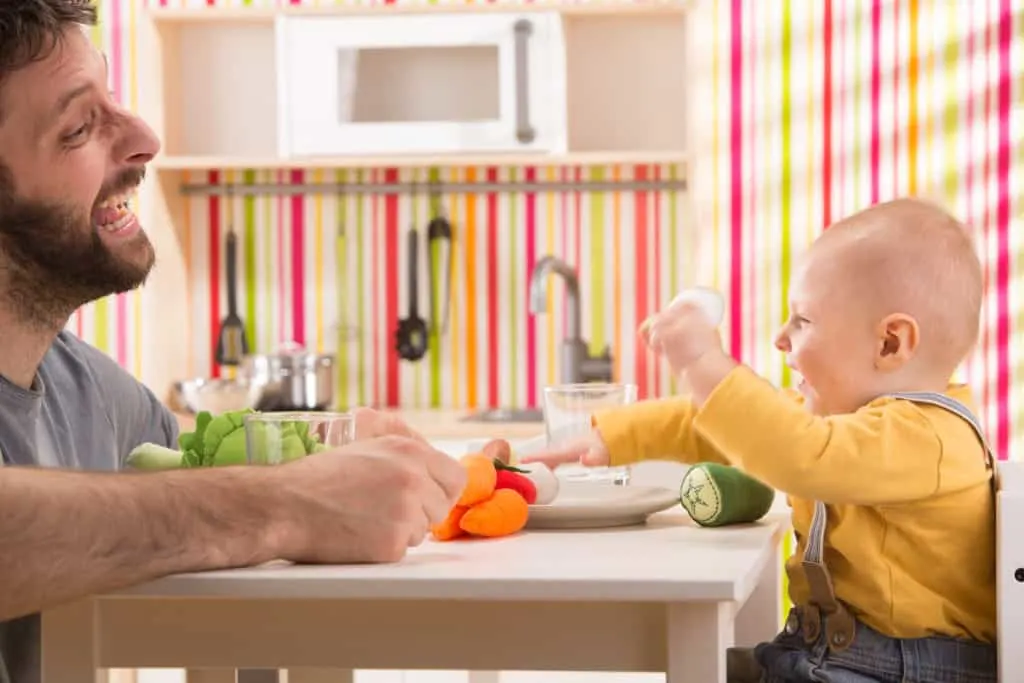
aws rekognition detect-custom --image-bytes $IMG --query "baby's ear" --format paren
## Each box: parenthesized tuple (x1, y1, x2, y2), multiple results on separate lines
(874, 313, 919, 371)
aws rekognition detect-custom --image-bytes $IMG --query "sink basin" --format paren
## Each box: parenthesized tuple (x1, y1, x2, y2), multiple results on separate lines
(461, 407, 545, 423)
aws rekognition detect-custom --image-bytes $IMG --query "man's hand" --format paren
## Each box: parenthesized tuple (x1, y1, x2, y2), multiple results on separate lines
(267, 435, 467, 564)
(519, 432, 611, 468)
(640, 299, 725, 376)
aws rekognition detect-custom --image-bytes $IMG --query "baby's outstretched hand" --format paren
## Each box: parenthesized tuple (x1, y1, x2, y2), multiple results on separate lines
(640, 299, 724, 376)
(519, 432, 610, 468)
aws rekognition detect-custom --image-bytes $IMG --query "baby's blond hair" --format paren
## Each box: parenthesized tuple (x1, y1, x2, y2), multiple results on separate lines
(813, 197, 982, 376)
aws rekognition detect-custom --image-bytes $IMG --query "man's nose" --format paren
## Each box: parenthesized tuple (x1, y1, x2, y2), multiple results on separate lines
(113, 111, 161, 166)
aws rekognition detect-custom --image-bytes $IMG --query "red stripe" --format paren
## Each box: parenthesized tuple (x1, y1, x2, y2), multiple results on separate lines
(289, 170, 305, 346)
(634, 165, 649, 399)
(486, 167, 500, 408)
(524, 167, 538, 408)
(208, 170, 221, 378)
(371, 171, 381, 407)
(822, 0, 833, 227)
(995, 0, 1011, 459)
(652, 165, 662, 396)
(729, 0, 743, 361)
(384, 168, 400, 407)
(869, 0, 882, 203)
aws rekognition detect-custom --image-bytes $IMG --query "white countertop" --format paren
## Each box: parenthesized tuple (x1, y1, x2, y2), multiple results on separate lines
(109, 509, 788, 604)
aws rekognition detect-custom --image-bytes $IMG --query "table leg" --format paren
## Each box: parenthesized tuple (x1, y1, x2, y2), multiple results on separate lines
(734, 539, 783, 648)
(665, 602, 733, 683)
(41, 599, 105, 683)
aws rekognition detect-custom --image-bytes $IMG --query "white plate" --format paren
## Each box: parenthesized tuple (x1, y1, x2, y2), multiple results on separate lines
(526, 482, 680, 529)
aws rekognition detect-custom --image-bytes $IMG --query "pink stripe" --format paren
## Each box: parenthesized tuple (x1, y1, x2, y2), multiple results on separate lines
(869, 0, 881, 203)
(891, 0, 899, 198)
(728, 0, 743, 360)
(75, 311, 83, 338)
(486, 167, 500, 408)
(524, 167, 538, 407)
(289, 170, 305, 346)
(963, 4, 976, 395)
(276, 171, 287, 346)
(836, 0, 846, 216)
(995, 0, 1011, 459)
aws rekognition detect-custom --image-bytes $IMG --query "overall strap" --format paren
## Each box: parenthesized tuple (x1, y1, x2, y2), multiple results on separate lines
(801, 390, 997, 652)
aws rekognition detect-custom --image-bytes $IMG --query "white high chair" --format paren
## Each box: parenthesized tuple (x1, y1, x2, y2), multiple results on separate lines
(997, 460, 1024, 681)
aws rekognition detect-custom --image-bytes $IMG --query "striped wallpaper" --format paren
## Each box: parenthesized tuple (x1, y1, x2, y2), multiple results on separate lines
(70, 0, 1023, 458)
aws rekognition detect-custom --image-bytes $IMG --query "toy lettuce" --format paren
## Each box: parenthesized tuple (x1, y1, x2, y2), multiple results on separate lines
(126, 408, 327, 471)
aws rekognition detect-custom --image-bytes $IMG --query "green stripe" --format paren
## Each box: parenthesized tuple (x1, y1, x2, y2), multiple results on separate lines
(262, 171, 274, 353)
(428, 167, 442, 408)
(336, 169, 349, 409)
(941, 1, 960, 204)
(507, 168, 518, 405)
(589, 166, 605, 355)
(94, 298, 109, 353)
(243, 169, 257, 349)
(779, 0, 793, 390)
(355, 169, 366, 407)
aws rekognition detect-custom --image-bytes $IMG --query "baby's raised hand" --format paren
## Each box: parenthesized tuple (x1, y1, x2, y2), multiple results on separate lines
(640, 298, 724, 377)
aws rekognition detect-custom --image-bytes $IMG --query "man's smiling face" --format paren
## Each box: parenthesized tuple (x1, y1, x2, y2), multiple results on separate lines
(0, 21, 161, 327)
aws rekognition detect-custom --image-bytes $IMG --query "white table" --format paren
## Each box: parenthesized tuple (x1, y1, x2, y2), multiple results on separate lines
(41, 509, 788, 683)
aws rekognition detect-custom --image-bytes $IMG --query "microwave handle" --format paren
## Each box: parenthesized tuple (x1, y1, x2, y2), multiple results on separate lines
(513, 19, 536, 144)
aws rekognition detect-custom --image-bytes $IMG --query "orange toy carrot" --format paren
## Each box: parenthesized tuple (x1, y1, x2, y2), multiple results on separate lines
(431, 506, 469, 541)
(456, 454, 497, 507)
(459, 489, 529, 538)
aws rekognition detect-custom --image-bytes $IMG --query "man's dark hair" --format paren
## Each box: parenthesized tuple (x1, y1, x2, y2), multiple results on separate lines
(0, 0, 97, 117)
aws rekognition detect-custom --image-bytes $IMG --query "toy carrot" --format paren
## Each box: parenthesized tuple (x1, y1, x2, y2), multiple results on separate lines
(459, 489, 530, 538)
(456, 453, 497, 507)
(431, 505, 469, 541)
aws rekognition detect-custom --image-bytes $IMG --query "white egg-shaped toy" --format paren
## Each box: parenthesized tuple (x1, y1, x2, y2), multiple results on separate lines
(667, 287, 725, 326)
(516, 462, 560, 505)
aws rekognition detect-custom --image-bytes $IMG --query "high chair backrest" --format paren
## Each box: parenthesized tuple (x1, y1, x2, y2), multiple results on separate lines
(997, 460, 1024, 681)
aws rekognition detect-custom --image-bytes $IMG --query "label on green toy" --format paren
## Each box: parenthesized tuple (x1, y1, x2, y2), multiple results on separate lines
(679, 465, 723, 525)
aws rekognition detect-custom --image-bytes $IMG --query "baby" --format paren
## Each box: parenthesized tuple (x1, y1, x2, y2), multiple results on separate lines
(523, 198, 998, 682)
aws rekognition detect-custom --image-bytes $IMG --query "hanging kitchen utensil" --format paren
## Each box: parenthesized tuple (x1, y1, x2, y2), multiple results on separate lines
(427, 212, 453, 336)
(214, 227, 249, 366)
(395, 226, 429, 362)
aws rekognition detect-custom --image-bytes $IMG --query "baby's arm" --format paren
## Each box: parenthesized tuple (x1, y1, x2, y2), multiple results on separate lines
(593, 396, 730, 467)
(688, 359, 944, 504)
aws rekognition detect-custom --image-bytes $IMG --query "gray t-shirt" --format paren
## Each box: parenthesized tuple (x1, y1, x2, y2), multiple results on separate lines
(0, 330, 179, 683)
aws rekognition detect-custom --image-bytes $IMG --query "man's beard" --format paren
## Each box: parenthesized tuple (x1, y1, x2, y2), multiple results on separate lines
(0, 167, 155, 330)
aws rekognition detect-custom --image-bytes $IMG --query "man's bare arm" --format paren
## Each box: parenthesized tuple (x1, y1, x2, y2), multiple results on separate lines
(0, 465, 277, 621)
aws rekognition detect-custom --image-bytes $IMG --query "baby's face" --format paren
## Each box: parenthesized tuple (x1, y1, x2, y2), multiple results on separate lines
(773, 253, 881, 415)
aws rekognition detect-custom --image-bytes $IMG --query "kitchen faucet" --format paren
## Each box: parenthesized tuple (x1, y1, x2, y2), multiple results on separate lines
(528, 255, 614, 386)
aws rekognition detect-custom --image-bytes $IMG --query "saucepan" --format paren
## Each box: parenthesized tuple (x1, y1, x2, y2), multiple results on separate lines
(240, 342, 336, 412)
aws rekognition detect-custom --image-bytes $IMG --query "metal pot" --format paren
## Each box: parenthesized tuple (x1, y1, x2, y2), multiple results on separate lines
(241, 343, 336, 411)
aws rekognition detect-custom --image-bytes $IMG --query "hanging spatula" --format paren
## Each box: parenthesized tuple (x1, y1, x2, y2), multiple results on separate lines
(214, 228, 249, 366)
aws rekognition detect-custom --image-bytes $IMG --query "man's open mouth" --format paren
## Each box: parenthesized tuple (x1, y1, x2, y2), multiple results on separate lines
(92, 188, 137, 233)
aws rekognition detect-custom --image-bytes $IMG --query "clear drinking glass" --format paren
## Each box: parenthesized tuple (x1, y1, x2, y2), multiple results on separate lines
(542, 382, 638, 485)
(244, 411, 356, 465)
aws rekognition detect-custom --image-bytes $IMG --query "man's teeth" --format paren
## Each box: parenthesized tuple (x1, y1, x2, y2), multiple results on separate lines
(102, 213, 134, 233)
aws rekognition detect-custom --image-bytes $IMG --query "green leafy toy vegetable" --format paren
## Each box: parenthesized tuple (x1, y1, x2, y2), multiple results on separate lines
(126, 409, 327, 471)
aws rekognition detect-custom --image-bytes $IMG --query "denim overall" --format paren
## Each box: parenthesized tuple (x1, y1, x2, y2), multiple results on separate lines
(729, 392, 999, 683)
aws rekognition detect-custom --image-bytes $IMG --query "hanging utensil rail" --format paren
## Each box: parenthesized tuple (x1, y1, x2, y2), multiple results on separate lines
(177, 177, 687, 197)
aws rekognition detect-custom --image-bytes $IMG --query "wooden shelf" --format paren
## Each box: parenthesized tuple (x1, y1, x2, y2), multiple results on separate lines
(147, 1, 691, 22)
(152, 151, 688, 172)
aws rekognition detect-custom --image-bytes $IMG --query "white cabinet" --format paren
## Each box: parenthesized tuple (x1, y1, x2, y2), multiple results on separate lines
(275, 13, 567, 157)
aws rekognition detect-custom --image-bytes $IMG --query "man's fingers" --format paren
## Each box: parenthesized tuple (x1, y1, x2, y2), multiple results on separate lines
(352, 407, 428, 443)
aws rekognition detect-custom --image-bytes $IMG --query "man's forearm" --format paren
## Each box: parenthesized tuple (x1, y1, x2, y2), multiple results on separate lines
(0, 465, 278, 621)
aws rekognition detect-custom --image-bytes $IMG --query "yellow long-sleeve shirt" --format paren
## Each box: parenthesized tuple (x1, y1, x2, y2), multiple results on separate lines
(594, 366, 996, 643)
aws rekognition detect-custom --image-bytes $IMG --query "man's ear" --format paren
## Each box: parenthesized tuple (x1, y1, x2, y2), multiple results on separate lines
(874, 313, 919, 371)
